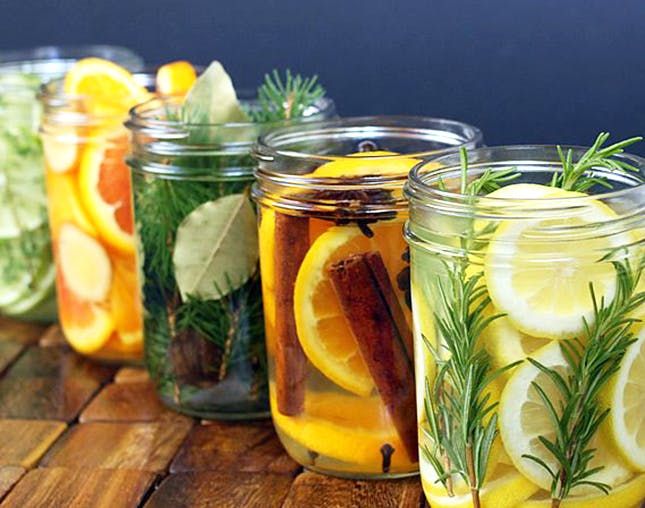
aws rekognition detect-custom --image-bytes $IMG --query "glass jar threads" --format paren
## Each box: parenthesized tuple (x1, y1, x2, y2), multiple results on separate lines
(252, 116, 483, 478)
(405, 145, 645, 507)
(126, 95, 335, 420)
(0, 46, 142, 322)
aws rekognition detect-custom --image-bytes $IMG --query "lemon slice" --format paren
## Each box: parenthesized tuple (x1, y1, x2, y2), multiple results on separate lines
(484, 184, 627, 339)
(519, 473, 645, 507)
(499, 341, 633, 494)
(311, 150, 419, 177)
(422, 463, 539, 508)
(602, 327, 645, 471)
(293, 221, 408, 396)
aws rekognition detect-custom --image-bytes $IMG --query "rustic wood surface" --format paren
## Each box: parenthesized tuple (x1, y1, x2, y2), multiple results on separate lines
(0, 318, 427, 507)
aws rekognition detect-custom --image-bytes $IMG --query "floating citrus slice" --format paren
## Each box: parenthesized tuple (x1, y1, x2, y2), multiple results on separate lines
(499, 342, 632, 494)
(602, 327, 645, 471)
(155, 60, 197, 96)
(293, 221, 408, 396)
(42, 125, 79, 174)
(78, 136, 135, 253)
(311, 150, 419, 177)
(64, 58, 150, 115)
(109, 255, 143, 347)
(45, 171, 96, 238)
(484, 184, 627, 339)
(271, 388, 413, 469)
(56, 262, 114, 355)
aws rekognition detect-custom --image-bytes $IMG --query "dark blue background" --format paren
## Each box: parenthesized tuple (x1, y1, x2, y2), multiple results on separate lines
(4, 0, 645, 153)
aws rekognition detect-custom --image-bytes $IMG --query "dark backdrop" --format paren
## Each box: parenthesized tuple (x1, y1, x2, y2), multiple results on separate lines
(4, 0, 645, 153)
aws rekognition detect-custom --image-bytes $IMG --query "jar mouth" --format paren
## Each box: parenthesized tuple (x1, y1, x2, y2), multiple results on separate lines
(407, 144, 645, 208)
(0, 45, 143, 81)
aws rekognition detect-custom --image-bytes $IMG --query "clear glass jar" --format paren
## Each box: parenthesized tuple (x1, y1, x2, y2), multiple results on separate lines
(126, 95, 336, 420)
(0, 46, 142, 323)
(252, 116, 483, 479)
(405, 146, 645, 507)
(38, 73, 148, 362)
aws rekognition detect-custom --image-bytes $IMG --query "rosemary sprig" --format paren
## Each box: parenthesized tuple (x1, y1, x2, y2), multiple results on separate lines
(523, 254, 644, 507)
(422, 147, 520, 507)
(550, 132, 643, 192)
(250, 69, 325, 122)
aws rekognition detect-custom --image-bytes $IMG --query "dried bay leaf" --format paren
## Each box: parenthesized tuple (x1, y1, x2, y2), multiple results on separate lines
(173, 193, 258, 301)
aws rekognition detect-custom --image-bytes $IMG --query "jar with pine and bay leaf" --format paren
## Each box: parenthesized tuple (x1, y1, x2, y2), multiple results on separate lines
(127, 63, 335, 419)
(405, 139, 645, 508)
(252, 117, 482, 478)
(0, 46, 142, 322)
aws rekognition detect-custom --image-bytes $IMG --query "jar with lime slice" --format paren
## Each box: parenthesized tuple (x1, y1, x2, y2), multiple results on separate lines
(405, 140, 645, 507)
(0, 46, 142, 322)
(252, 117, 482, 478)
(126, 62, 335, 419)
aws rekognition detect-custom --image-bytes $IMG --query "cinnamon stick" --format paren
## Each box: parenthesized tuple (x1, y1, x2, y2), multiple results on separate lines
(273, 212, 309, 416)
(329, 251, 418, 462)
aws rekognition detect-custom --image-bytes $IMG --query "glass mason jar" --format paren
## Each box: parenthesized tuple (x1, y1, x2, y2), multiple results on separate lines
(405, 146, 645, 507)
(0, 46, 142, 322)
(252, 116, 483, 479)
(126, 94, 336, 420)
(39, 72, 148, 363)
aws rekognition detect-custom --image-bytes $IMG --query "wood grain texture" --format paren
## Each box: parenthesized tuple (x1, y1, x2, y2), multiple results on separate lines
(0, 318, 46, 345)
(170, 421, 299, 475)
(0, 420, 66, 467)
(0, 467, 24, 502)
(37, 325, 66, 347)
(41, 421, 192, 472)
(0, 467, 155, 508)
(282, 472, 425, 508)
(114, 367, 150, 384)
(0, 341, 23, 375)
(80, 382, 190, 423)
(145, 472, 293, 508)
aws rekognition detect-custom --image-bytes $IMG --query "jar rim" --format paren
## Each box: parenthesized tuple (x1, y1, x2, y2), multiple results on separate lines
(253, 115, 483, 164)
(407, 144, 645, 206)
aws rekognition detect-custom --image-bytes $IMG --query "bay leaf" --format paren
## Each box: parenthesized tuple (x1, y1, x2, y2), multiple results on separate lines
(173, 193, 259, 301)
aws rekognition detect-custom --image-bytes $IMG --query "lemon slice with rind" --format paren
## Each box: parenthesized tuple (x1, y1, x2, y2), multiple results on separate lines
(602, 327, 645, 471)
(484, 184, 628, 339)
(499, 341, 633, 494)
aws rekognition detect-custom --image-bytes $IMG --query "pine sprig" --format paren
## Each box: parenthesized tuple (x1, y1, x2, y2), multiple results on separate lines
(250, 69, 325, 122)
(550, 132, 643, 192)
(523, 255, 644, 506)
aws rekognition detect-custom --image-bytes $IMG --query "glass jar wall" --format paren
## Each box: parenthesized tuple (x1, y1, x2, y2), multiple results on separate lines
(126, 95, 336, 419)
(252, 116, 483, 478)
(0, 46, 142, 322)
(405, 146, 645, 507)
(39, 74, 147, 362)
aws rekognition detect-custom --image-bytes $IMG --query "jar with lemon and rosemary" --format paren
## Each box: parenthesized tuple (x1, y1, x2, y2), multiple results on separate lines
(405, 136, 645, 508)
(127, 62, 335, 419)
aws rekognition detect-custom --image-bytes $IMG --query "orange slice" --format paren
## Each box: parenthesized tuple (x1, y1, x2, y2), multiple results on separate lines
(109, 254, 143, 346)
(63, 58, 150, 115)
(56, 258, 114, 355)
(78, 136, 136, 253)
(271, 387, 415, 470)
(156, 60, 197, 96)
(45, 170, 96, 238)
(293, 220, 408, 396)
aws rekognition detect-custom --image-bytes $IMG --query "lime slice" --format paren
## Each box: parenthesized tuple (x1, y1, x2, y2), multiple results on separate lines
(1, 264, 56, 318)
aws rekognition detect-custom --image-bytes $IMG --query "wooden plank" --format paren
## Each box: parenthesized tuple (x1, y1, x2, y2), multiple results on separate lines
(145, 472, 293, 508)
(0, 318, 46, 345)
(0, 341, 23, 375)
(37, 325, 66, 347)
(170, 421, 298, 475)
(0, 467, 24, 502)
(80, 382, 191, 423)
(114, 367, 150, 384)
(41, 421, 192, 472)
(0, 420, 66, 468)
(0, 467, 155, 508)
(282, 471, 425, 508)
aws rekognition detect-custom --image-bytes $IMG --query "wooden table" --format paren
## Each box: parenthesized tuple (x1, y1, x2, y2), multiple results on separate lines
(0, 317, 426, 508)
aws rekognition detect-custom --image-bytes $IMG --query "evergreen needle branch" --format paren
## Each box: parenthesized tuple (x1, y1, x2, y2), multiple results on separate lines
(550, 132, 643, 192)
(523, 254, 644, 507)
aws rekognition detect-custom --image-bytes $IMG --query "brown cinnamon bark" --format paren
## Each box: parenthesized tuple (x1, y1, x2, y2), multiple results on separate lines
(329, 252, 418, 462)
(273, 212, 309, 416)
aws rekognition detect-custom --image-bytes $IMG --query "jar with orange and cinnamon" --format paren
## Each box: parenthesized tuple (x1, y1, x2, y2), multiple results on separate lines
(252, 116, 483, 478)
